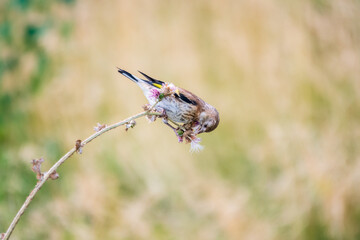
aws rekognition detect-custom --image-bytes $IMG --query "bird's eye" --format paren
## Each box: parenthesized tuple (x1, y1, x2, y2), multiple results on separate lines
(204, 124, 208, 128)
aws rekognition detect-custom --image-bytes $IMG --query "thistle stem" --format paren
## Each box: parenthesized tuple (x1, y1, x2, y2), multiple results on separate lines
(2, 110, 161, 240)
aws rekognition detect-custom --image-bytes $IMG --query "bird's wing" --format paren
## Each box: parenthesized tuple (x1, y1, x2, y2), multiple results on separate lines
(174, 92, 197, 106)
(138, 71, 165, 89)
(134, 72, 202, 105)
(176, 88, 205, 108)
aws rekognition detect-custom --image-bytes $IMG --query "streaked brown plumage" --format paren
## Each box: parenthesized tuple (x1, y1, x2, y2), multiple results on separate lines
(118, 68, 219, 135)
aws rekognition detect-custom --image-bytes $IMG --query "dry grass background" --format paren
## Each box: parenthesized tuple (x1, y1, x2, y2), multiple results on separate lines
(1, 0, 360, 239)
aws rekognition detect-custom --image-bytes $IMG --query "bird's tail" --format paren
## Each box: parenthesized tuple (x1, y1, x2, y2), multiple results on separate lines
(118, 67, 165, 90)
(117, 67, 142, 83)
(138, 71, 164, 87)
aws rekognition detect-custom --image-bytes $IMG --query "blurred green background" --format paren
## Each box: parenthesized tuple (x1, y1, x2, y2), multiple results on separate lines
(1, 0, 360, 239)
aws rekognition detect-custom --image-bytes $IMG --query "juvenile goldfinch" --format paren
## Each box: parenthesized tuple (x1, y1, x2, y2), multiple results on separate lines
(117, 68, 220, 137)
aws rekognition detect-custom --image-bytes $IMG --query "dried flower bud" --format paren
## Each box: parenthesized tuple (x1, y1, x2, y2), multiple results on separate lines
(94, 123, 106, 132)
(125, 120, 136, 131)
(31, 158, 44, 180)
(49, 170, 59, 180)
(183, 130, 193, 143)
(161, 83, 178, 96)
(75, 139, 83, 154)
(180, 129, 204, 152)
(1, 233, 5, 239)
(146, 114, 157, 122)
(143, 104, 151, 111)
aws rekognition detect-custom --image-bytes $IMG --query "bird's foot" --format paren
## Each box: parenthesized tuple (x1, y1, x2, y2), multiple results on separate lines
(162, 118, 176, 130)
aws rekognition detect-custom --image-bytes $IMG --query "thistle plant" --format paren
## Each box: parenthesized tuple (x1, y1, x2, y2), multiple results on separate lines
(0, 101, 162, 239)
(0, 82, 206, 239)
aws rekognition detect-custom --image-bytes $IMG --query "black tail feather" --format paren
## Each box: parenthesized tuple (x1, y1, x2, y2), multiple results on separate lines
(138, 71, 164, 86)
(117, 67, 138, 82)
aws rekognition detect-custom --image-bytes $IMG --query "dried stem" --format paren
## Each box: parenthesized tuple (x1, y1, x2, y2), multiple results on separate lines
(2, 109, 161, 240)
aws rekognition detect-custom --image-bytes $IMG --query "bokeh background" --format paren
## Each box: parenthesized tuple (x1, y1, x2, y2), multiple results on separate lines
(1, 0, 360, 239)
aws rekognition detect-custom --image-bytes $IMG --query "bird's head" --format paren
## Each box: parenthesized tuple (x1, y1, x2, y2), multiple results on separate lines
(196, 104, 220, 134)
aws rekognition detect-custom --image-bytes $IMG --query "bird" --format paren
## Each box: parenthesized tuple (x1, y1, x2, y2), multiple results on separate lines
(117, 68, 219, 136)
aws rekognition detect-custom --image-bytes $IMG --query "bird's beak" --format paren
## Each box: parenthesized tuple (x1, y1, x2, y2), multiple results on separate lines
(193, 124, 202, 134)
(198, 127, 206, 134)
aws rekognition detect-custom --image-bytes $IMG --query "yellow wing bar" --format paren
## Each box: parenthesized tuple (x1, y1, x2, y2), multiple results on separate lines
(152, 83, 163, 88)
